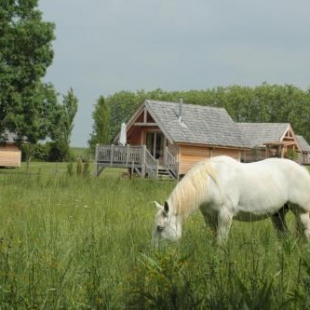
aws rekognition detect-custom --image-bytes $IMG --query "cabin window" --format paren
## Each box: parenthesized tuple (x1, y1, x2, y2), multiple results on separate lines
(146, 132, 164, 159)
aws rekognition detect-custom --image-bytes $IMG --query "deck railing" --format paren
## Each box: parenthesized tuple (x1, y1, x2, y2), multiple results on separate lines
(95, 145, 144, 176)
(95, 144, 179, 178)
(164, 145, 179, 178)
(96, 145, 143, 165)
(145, 148, 158, 178)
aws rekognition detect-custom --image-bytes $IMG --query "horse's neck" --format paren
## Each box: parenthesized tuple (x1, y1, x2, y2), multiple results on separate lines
(169, 190, 202, 219)
(168, 161, 219, 218)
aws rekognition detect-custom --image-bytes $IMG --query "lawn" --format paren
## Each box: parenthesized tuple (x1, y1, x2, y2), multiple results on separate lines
(0, 163, 310, 309)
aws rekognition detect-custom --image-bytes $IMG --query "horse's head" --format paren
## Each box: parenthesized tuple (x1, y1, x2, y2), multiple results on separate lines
(152, 201, 181, 244)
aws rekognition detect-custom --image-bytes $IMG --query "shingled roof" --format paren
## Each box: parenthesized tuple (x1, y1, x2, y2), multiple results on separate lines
(296, 135, 310, 153)
(238, 123, 291, 148)
(145, 100, 248, 148)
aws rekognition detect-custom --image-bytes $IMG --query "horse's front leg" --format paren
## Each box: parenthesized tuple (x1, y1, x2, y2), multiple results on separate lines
(290, 206, 310, 240)
(217, 208, 233, 245)
(271, 203, 289, 237)
(296, 211, 310, 240)
(200, 206, 217, 237)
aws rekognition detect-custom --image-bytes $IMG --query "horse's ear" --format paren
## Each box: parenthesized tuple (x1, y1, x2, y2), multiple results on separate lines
(164, 201, 169, 214)
(154, 201, 164, 211)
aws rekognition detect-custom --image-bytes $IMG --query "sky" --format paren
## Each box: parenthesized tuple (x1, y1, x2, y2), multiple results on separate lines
(39, 0, 310, 147)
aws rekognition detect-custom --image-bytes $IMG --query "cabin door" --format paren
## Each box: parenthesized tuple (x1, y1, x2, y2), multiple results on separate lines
(146, 132, 165, 160)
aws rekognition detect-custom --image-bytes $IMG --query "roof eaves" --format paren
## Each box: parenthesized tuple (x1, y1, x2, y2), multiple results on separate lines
(176, 141, 252, 150)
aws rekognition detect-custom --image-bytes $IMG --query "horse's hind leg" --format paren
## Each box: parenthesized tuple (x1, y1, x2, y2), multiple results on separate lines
(271, 203, 289, 237)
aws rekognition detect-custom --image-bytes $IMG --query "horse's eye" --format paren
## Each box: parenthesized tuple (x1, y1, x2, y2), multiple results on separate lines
(157, 225, 164, 232)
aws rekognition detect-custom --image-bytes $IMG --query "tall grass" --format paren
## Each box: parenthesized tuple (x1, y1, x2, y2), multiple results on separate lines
(0, 166, 310, 308)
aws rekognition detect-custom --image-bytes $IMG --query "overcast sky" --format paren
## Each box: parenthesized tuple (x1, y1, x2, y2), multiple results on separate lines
(39, 0, 310, 147)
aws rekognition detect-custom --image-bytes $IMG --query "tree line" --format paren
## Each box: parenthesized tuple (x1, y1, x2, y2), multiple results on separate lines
(89, 85, 310, 154)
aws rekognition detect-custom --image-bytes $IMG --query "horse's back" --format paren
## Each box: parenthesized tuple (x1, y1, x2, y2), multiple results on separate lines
(209, 156, 310, 213)
(253, 158, 310, 187)
(210, 156, 310, 187)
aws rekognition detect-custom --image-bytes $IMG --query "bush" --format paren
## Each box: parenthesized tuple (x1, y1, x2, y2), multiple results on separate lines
(67, 162, 74, 176)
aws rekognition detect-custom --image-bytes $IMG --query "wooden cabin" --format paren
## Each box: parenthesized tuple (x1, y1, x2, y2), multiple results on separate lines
(95, 99, 310, 179)
(0, 132, 21, 168)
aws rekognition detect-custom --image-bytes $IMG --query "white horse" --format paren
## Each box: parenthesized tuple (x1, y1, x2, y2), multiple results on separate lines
(153, 156, 310, 244)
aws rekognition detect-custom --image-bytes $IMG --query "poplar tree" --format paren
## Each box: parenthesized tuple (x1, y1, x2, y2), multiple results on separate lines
(88, 96, 110, 154)
(51, 88, 78, 161)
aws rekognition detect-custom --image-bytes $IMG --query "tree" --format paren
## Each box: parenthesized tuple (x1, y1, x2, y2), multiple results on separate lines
(52, 88, 78, 161)
(108, 91, 140, 140)
(0, 0, 56, 166)
(21, 83, 59, 167)
(88, 96, 110, 154)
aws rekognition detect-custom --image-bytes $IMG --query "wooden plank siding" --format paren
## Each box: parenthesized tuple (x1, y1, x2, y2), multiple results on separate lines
(178, 145, 209, 175)
(210, 148, 241, 160)
(0, 146, 21, 168)
(178, 145, 241, 175)
(298, 153, 310, 165)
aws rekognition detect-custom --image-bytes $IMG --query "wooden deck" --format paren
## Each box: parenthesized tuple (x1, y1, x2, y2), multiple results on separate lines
(94, 145, 179, 179)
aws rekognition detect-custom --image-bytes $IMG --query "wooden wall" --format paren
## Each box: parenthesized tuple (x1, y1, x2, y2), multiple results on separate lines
(0, 145, 21, 168)
(178, 144, 241, 175)
(210, 148, 241, 160)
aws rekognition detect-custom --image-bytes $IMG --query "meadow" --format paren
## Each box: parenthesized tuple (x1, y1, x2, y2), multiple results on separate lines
(1, 162, 310, 309)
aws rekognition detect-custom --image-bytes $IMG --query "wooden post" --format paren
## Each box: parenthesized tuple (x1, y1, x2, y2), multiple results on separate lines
(131, 161, 134, 177)
(110, 144, 114, 166)
(163, 146, 167, 166)
(281, 145, 285, 158)
(94, 144, 99, 176)
(126, 144, 130, 165)
(141, 145, 146, 178)
(155, 159, 159, 178)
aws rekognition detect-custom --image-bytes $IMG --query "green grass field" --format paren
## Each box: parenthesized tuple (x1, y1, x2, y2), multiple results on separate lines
(1, 162, 310, 309)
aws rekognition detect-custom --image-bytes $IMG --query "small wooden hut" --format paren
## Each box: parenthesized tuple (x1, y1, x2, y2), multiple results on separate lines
(0, 132, 21, 168)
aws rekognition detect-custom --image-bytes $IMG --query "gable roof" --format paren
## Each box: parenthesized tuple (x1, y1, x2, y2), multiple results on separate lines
(145, 100, 248, 148)
(238, 123, 291, 148)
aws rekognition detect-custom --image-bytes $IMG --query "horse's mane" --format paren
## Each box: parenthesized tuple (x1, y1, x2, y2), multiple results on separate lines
(167, 159, 218, 217)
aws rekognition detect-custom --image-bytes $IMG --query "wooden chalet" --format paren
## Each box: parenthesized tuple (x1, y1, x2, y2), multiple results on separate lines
(95, 99, 310, 179)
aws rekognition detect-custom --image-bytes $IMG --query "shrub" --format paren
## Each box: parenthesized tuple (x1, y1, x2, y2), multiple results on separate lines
(67, 162, 74, 176)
